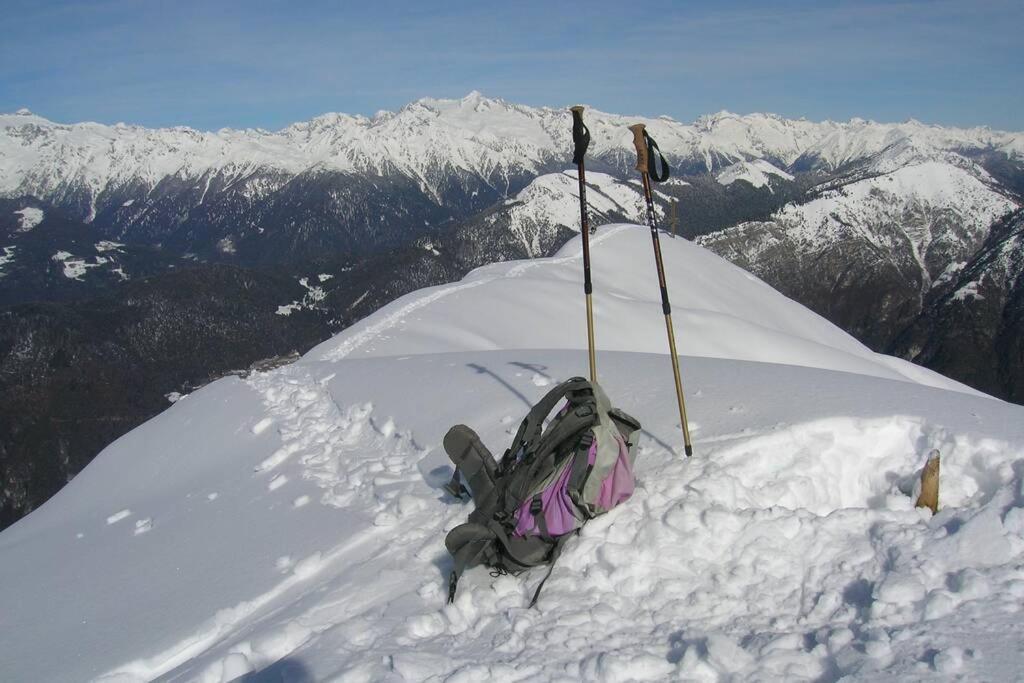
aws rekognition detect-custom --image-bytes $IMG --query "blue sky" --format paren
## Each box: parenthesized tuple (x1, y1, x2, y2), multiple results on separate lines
(2, 0, 1021, 131)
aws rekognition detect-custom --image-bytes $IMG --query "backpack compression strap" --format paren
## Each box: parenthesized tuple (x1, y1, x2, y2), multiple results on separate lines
(644, 130, 671, 183)
(504, 377, 593, 470)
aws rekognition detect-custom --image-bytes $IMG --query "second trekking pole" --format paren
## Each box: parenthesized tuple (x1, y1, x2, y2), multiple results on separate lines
(571, 105, 597, 383)
(628, 123, 694, 456)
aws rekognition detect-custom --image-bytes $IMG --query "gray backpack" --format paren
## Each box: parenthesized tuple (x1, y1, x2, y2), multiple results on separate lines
(443, 377, 641, 605)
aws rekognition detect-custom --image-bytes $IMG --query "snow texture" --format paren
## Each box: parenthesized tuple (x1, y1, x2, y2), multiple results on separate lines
(1, 227, 1022, 682)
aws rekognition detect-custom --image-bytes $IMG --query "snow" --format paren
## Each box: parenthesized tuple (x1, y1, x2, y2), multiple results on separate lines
(784, 162, 1014, 248)
(13, 206, 43, 231)
(276, 277, 327, 316)
(953, 281, 983, 301)
(716, 159, 794, 190)
(55, 254, 108, 280)
(95, 240, 125, 253)
(0, 245, 15, 274)
(216, 237, 236, 254)
(2, 227, 1023, 681)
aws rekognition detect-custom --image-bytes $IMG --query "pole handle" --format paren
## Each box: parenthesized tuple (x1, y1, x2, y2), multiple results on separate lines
(571, 106, 590, 165)
(628, 124, 648, 174)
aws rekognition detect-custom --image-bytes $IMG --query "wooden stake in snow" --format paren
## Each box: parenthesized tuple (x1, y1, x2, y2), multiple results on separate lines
(915, 449, 940, 513)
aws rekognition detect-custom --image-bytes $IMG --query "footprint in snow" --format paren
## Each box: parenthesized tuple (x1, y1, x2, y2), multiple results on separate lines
(207, 492, 219, 501)
(134, 518, 153, 535)
(531, 373, 551, 387)
(268, 475, 288, 491)
(293, 495, 310, 508)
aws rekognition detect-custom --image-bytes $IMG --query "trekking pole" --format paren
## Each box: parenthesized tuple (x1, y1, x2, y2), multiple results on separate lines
(571, 106, 597, 383)
(628, 123, 693, 456)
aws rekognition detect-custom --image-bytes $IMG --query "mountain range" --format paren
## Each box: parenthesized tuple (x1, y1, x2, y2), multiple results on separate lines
(1, 93, 1021, 529)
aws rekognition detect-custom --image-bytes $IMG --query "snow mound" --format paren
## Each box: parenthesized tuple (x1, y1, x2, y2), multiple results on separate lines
(1, 228, 1023, 682)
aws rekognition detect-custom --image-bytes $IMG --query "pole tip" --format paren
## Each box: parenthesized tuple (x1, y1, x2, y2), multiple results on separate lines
(684, 444, 693, 457)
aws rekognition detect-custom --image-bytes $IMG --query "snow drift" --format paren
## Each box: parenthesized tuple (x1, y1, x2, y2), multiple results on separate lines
(1, 226, 1023, 682)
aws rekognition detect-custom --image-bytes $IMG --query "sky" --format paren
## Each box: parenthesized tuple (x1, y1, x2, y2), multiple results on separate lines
(1, 0, 1021, 132)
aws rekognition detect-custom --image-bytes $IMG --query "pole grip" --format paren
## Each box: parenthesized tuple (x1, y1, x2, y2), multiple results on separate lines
(571, 106, 590, 165)
(628, 124, 648, 174)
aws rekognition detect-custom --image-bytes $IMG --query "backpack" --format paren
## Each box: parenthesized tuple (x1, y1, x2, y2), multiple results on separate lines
(443, 376, 642, 606)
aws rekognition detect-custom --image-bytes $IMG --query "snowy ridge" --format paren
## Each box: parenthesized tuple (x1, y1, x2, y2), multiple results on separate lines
(311, 225, 973, 393)
(4, 227, 1023, 681)
(2, 96, 1021, 215)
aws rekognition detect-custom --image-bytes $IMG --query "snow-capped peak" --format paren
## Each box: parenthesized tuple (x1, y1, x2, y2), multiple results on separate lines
(1, 96, 1021, 213)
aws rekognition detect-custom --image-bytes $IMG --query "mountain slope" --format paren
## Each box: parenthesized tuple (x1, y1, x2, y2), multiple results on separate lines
(2, 227, 1022, 681)
(697, 162, 1020, 349)
(891, 209, 1024, 401)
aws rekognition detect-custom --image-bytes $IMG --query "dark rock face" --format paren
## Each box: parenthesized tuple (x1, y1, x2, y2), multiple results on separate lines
(701, 221, 925, 350)
(890, 210, 1024, 401)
